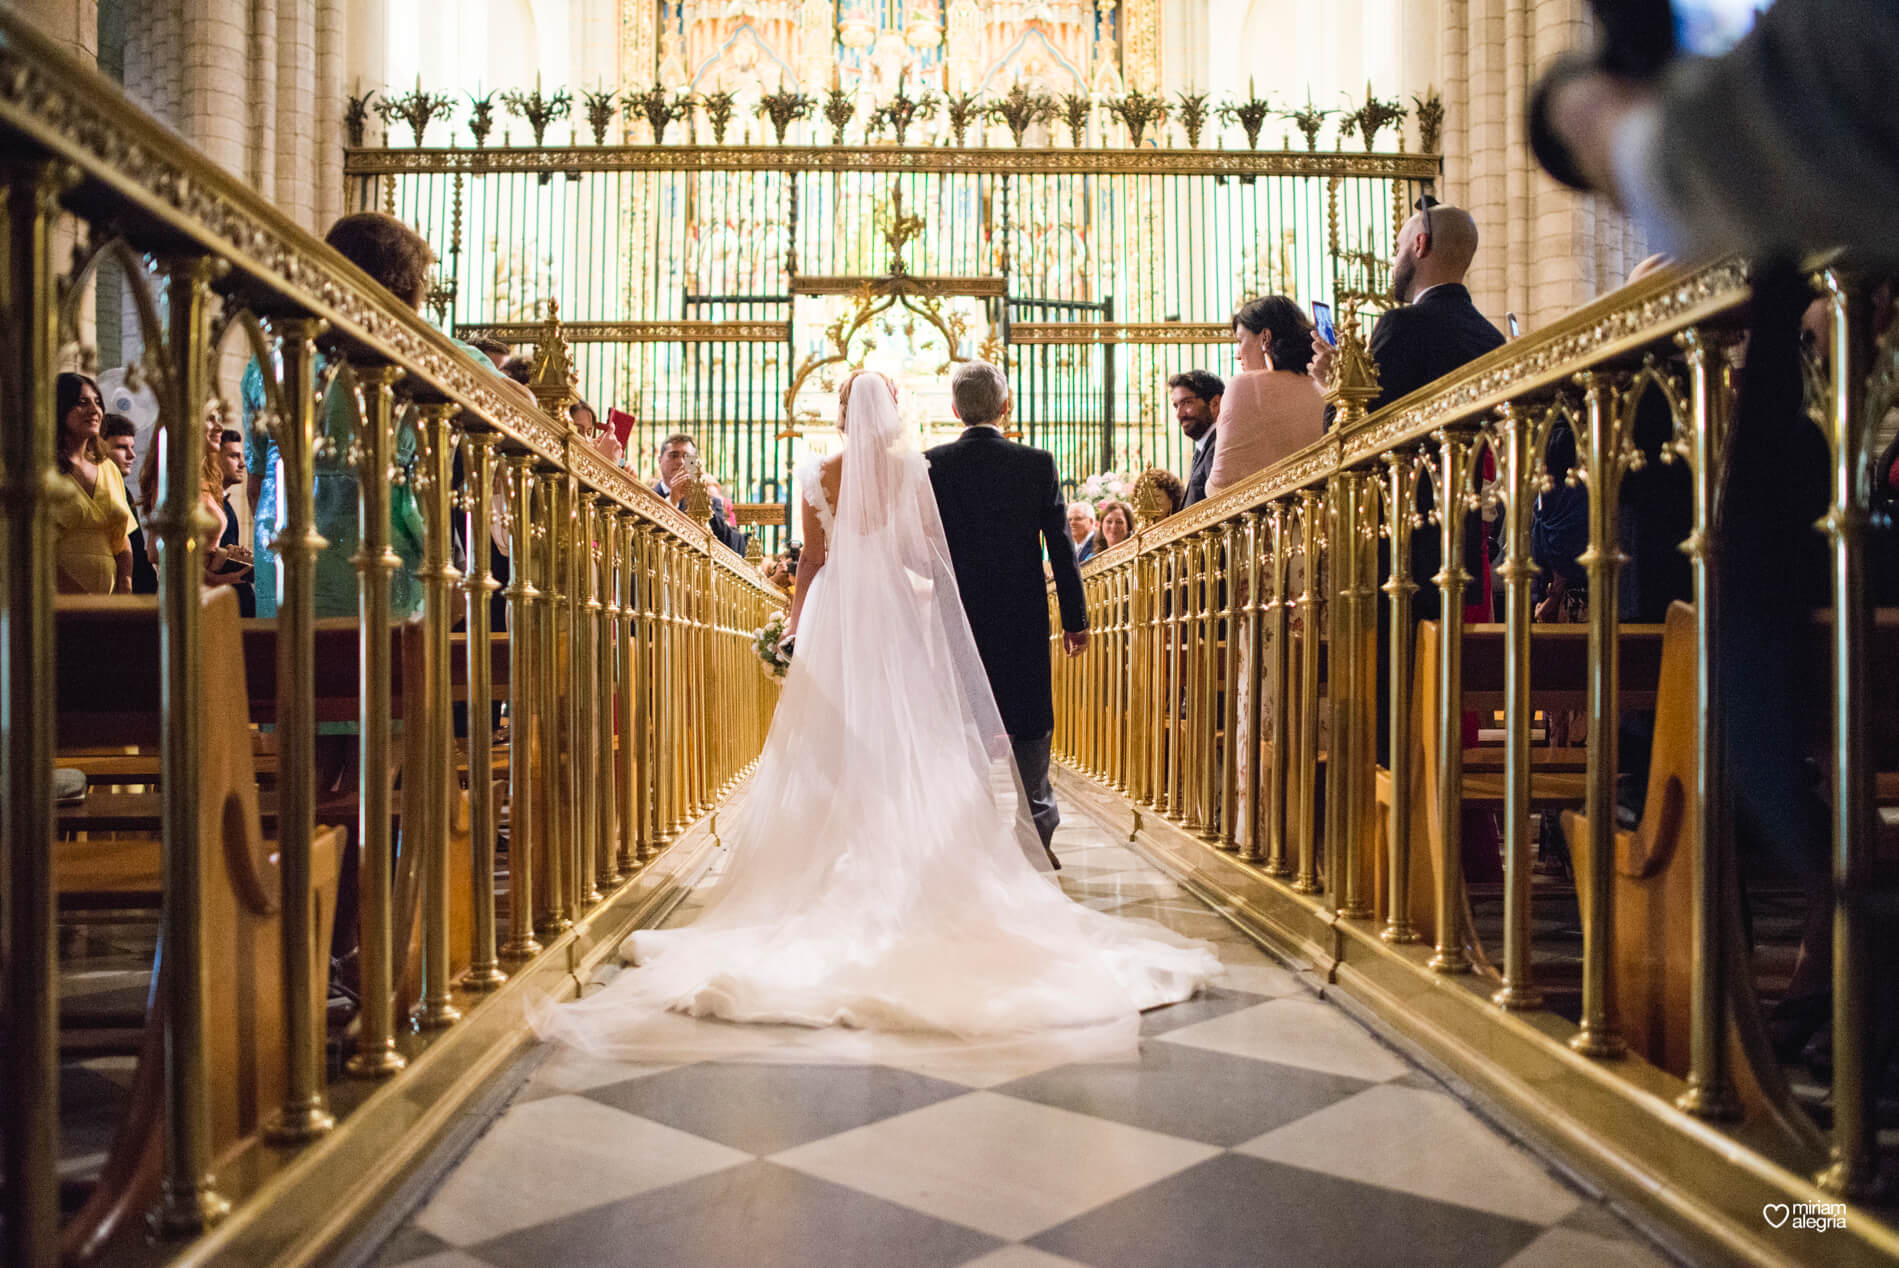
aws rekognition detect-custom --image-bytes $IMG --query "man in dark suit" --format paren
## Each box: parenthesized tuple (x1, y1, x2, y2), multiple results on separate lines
(654, 431, 747, 554)
(927, 361, 1088, 866)
(1168, 370, 1224, 507)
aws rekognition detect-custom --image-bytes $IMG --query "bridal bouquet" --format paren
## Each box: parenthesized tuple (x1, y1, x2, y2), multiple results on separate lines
(753, 609, 793, 682)
(1076, 470, 1134, 512)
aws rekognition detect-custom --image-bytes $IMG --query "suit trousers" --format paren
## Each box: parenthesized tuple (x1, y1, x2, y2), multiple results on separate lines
(1008, 730, 1060, 851)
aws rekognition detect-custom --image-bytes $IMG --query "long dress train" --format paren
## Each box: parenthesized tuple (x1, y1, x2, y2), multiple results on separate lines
(534, 375, 1220, 1063)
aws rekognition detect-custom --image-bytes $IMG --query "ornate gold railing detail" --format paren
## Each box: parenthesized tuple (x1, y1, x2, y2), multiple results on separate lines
(0, 15, 783, 1267)
(1052, 256, 1899, 1263)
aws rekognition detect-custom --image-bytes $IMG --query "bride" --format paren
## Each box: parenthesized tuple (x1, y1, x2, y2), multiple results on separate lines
(536, 371, 1220, 1062)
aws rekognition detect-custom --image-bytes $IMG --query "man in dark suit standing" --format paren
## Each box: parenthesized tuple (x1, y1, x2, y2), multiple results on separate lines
(654, 431, 748, 555)
(1169, 370, 1224, 507)
(927, 361, 1089, 866)
(1313, 198, 1504, 623)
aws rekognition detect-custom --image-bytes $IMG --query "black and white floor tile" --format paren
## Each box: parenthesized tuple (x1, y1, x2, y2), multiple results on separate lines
(369, 822, 1676, 1268)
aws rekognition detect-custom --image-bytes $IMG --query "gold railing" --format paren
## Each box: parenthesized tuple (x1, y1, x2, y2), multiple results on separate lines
(0, 16, 781, 1266)
(1055, 268, 1899, 1264)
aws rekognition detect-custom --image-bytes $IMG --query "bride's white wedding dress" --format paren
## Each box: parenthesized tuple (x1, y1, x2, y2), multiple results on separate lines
(535, 375, 1219, 1063)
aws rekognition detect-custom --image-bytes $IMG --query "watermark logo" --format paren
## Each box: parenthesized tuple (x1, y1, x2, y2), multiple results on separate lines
(1764, 1201, 1847, 1232)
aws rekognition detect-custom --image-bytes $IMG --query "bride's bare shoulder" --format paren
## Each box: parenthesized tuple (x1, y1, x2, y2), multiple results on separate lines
(821, 452, 845, 493)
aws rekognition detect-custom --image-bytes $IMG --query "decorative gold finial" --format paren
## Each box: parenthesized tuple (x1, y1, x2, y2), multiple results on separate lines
(874, 181, 926, 276)
(1324, 296, 1382, 428)
(744, 534, 764, 566)
(527, 297, 579, 422)
(677, 455, 713, 526)
(1132, 468, 1176, 527)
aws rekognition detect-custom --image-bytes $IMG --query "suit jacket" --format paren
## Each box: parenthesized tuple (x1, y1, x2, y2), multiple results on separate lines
(1183, 429, 1218, 507)
(1368, 284, 1506, 620)
(654, 482, 747, 555)
(1073, 531, 1097, 564)
(926, 427, 1087, 739)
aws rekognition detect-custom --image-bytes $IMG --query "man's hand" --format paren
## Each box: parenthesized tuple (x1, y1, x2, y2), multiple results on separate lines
(1062, 629, 1089, 657)
(1308, 332, 1336, 390)
(1543, 70, 1657, 205)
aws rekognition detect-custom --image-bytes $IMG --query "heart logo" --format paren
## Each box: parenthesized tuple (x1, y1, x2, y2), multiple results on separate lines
(1763, 1204, 1791, 1229)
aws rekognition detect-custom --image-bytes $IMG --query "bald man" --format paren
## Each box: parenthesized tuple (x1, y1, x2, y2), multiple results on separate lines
(1312, 200, 1505, 414)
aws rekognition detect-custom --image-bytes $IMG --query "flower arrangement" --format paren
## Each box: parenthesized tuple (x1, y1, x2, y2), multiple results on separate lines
(1076, 470, 1134, 513)
(752, 609, 794, 682)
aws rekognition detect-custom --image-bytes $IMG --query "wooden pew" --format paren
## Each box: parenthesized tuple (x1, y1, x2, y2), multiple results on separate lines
(52, 592, 345, 1263)
(1566, 603, 1899, 1096)
(1374, 621, 1667, 970)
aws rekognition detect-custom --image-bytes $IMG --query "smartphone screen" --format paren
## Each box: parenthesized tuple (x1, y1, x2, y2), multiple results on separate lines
(1311, 301, 1336, 347)
(1673, 0, 1770, 57)
(1506, 312, 1521, 338)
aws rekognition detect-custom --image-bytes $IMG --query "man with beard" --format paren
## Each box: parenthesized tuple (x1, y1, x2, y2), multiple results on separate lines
(1313, 196, 1504, 414)
(1168, 369, 1224, 507)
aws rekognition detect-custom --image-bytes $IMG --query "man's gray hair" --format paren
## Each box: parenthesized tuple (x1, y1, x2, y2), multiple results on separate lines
(950, 360, 1010, 427)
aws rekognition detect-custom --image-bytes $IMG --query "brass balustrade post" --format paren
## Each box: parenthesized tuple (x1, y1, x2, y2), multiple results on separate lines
(1116, 563, 1133, 792)
(1294, 491, 1324, 894)
(532, 469, 571, 934)
(1571, 373, 1629, 1053)
(262, 317, 339, 1140)
(1161, 545, 1180, 818)
(1379, 454, 1421, 941)
(149, 254, 236, 1234)
(1340, 470, 1378, 920)
(1815, 273, 1880, 1197)
(1143, 549, 1164, 806)
(1265, 502, 1294, 878)
(1200, 532, 1223, 840)
(1235, 513, 1264, 861)
(1491, 404, 1543, 1009)
(1673, 330, 1739, 1119)
(412, 403, 463, 1031)
(1426, 429, 1476, 974)
(1187, 534, 1213, 836)
(499, 455, 542, 959)
(1220, 523, 1244, 849)
(460, 431, 507, 989)
(655, 537, 679, 843)
(600, 508, 625, 883)
(0, 159, 69, 1267)
(632, 523, 658, 860)
(1324, 476, 1356, 912)
(344, 361, 411, 1079)
(573, 488, 601, 906)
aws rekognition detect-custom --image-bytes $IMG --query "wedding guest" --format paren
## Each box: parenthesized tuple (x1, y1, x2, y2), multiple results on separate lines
(467, 335, 511, 370)
(244, 212, 515, 619)
(1168, 370, 1223, 506)
(570, 400, 624, 464)
(654, 432, 747, 554)
(1206, 296, 1326, 498)
(50, 372, 134, 594)
(101, 413, 137, 477)
(1067, 501, 1098, 562)
(1148, 468, 1187, 516)
(214, 428, 255, 617)
(500, 354, 533, 385)
(1097, 499, 1135, 549)
(136, 412, 232, 592)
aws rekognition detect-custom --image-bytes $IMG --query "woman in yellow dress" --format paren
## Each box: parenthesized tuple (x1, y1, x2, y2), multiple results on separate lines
(51, 372, 133, 594)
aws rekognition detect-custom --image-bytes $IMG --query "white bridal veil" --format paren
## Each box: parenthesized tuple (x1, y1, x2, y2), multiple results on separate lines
(534, 373, 1218, 1064)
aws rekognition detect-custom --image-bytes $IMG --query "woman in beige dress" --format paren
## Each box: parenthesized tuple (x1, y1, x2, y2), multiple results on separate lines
(1205, 295, 1326, 498)
(50, 373, 134, 594)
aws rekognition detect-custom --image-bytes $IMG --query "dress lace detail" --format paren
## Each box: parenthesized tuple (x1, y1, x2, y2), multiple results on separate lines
(796, 453, 836, 542)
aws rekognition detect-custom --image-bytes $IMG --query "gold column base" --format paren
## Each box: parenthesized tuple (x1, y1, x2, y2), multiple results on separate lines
(1337, 901, 1374, 920)
(1264, 861, 1293, 879)
(499, 933, 543, 960)
(582, 886, 604, 905)
(1492, 983, 1544, 1011)
(344, 1044, 408, 1079)
(1380, 922, 1420, 944)
(462, 964, 509, 992)
(149, 1179, 231, 1239)
(263, 1101, 336, 1145)
(1427, 949, 1471, 975)
(1568, 1026, 1627, 1058)
(412, 1000, 463, 1031)
(535, 915, 575, 937)
(1291, 877, 1320, 895)
(1674, 1079, 1740, 1121)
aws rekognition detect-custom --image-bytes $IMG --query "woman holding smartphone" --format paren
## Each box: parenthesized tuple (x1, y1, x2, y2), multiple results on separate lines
(1205, 296, 1327, 498)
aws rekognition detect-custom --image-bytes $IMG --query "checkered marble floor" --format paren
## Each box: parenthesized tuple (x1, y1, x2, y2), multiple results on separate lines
(368, 822, 1678, 1268)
